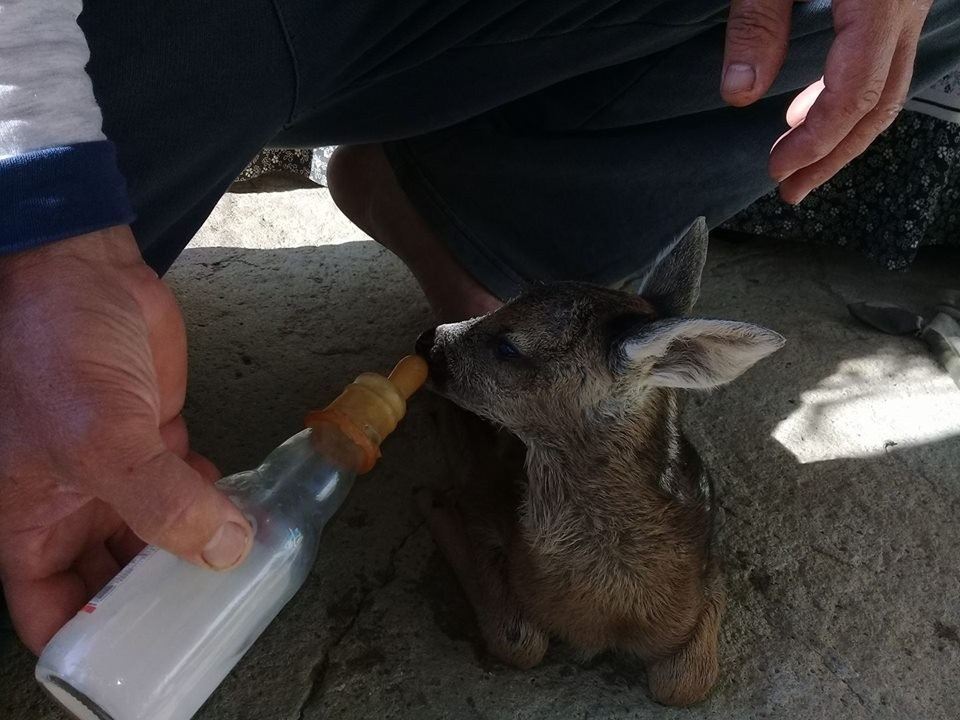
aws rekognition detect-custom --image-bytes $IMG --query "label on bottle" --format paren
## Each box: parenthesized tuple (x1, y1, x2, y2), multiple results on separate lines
(80, 545, 159, 614)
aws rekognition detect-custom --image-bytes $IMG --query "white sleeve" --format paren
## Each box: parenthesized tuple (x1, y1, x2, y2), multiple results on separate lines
(0, 0, 107, 160)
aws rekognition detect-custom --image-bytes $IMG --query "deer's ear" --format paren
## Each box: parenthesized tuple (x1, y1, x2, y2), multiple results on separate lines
(635, 216, 709, 317)
(614, 317, 784, 389)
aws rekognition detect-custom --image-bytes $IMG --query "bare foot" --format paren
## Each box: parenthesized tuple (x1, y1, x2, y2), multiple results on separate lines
(327, 144, 502, 322)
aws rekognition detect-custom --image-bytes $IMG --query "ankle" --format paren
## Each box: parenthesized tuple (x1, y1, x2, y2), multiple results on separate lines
(327, 143, 502, 322)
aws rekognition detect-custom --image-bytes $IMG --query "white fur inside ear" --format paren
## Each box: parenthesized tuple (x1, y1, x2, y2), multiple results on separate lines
(622, 318, 785, 389)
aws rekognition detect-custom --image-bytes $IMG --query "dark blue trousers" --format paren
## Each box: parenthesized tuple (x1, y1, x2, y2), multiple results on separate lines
(80, 0, 960, 296)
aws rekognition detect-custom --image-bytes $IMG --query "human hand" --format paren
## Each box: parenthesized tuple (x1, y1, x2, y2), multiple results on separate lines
(0, 226, 252, 653)
(721, 0, 933, 203)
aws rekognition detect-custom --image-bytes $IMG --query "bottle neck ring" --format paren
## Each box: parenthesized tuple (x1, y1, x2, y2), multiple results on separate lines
(305, 410, 381, 474)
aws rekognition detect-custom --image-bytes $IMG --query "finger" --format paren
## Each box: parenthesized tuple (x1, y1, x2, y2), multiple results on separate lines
(132, 268, 189, 424)
(769, 78, 823, 169)
(75, 544, 122, 599)
(3, 572, 87, 654)
(769, 7, 900, 181)
(785, 78, 825, 127)
(160, 414, 221, 480)
(97, 447, 252, 571)
(186, 451, 221, 484)
(779, 31, 916, 203)
(160, 414, 190, 458)
(106, 526, 147, 566)
(722, 0, 795, 106)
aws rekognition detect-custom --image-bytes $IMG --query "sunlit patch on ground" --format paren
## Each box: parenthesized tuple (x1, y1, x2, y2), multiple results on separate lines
(772, 348, 960, 464)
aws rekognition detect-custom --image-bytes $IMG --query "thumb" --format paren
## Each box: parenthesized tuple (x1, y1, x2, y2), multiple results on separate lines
(722, 0, 795, 106)
(99, 448, 253, 570)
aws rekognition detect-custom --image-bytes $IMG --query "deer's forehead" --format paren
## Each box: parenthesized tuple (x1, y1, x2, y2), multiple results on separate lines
(505, 291, 657, 331)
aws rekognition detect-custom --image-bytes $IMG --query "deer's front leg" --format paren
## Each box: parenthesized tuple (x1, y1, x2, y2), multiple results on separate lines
(417, 488, 548, 669)
(645, 573, 725, 707)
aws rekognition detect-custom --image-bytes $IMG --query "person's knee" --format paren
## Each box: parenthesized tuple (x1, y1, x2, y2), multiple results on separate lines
(925, 0, 960, 39)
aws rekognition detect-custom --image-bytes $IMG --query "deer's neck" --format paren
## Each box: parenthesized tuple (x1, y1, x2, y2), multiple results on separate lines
(525, 387, 680, 491)
(520, 382, 711, 574)
(519, 386, 704, 543)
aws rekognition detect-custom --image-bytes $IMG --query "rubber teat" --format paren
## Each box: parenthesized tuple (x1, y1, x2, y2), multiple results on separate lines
(305, 355, 429, 473)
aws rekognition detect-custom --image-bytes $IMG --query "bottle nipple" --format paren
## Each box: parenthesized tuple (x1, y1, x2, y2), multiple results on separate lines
(305, 355, 429, 473)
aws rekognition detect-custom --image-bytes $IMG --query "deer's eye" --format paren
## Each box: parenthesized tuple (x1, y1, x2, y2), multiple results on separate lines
(495, 337, 522, 360)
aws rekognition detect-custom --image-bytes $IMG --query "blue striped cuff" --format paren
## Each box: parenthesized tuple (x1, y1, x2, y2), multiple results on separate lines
(0, 141, 135, 253)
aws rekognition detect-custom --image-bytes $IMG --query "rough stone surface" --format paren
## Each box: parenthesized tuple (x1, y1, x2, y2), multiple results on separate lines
(3, 189, 959, 720)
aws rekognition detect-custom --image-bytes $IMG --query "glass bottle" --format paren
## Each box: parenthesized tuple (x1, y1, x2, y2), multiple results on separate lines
(35, 356, 428, 720)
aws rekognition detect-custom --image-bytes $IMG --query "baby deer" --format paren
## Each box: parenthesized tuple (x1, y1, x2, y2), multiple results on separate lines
(416, 219, 783, 705)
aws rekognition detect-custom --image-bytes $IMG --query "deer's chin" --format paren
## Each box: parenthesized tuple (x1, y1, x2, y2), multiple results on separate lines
(430, 384, 483, 417)
(423, 375, 460, 404)
(434, 387, 469, 410)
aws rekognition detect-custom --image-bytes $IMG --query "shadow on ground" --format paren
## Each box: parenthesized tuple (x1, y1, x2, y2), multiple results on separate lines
(2, 237, 958, 720)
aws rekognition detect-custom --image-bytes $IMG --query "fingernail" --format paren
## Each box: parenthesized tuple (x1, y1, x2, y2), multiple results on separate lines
(723, 63, 756, 95)
(202, 522, 250, 570)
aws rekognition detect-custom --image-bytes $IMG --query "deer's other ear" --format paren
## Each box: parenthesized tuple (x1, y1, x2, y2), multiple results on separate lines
(614, 317, 785, 389)
(636, 216, 709, 317)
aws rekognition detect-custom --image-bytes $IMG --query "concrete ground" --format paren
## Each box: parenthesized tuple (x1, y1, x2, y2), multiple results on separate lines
(2, 189, 959, 720)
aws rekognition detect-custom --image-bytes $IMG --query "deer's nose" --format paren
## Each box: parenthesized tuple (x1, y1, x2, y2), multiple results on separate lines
(416, 327, 437, 358)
